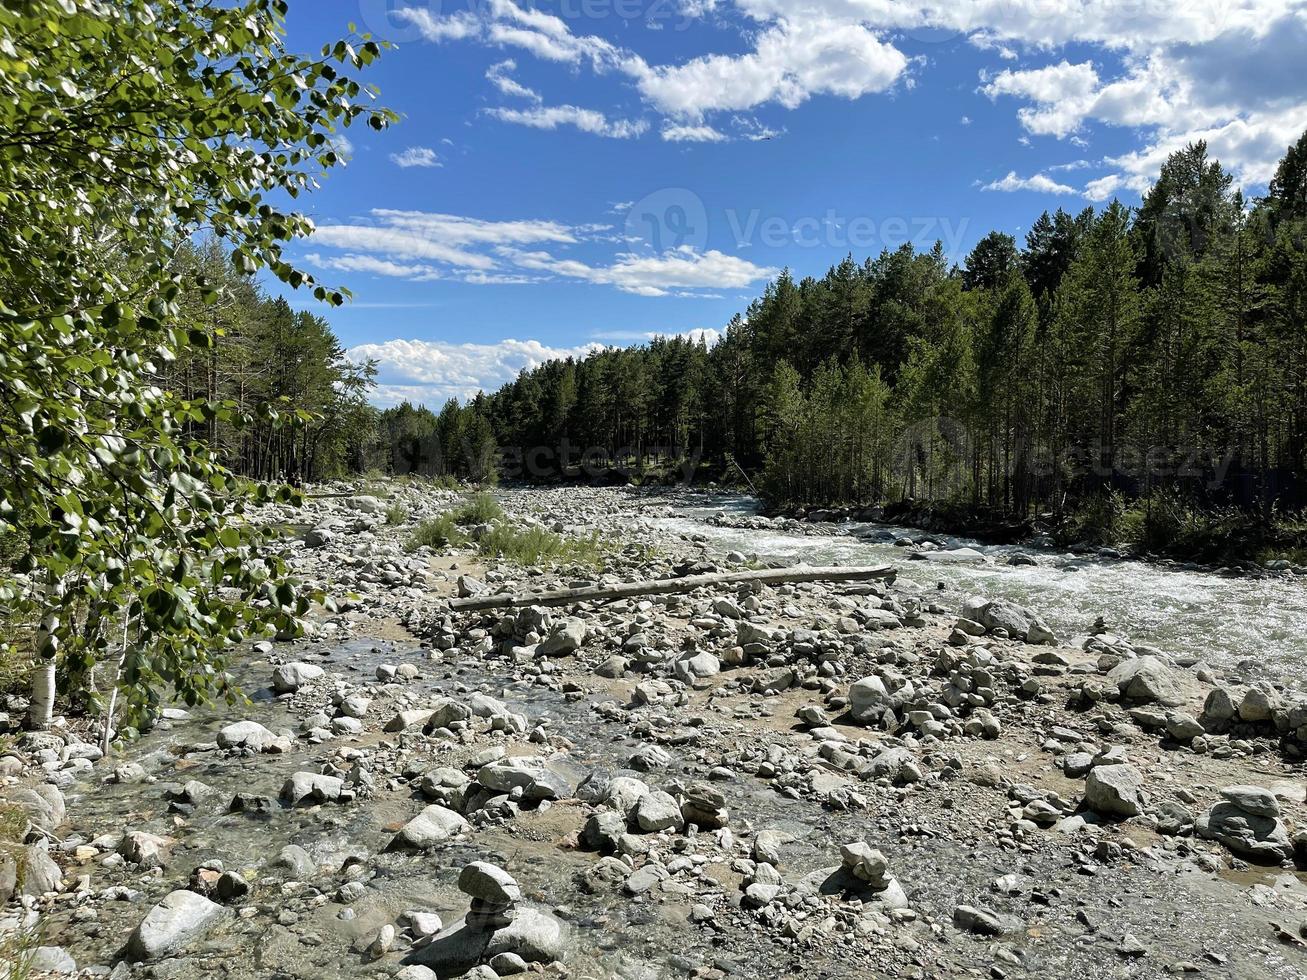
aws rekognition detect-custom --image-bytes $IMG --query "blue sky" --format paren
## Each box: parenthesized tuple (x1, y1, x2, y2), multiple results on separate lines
(271, 1, 1307, 407)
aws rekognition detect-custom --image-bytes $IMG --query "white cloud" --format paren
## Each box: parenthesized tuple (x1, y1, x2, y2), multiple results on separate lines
(485, 104, 649, 139)
(308, 209, 766, 297)
(310, 210, 580, 274)
(981, 171, 1077, 195)
(394, 8, 483, 41)
(486, 59, 541, 102)
(389, 146, 441, 168)
(503, 245, 777, 296)
(633, 19, 908, 119)
(592, 327, 724, 346)
(662, 124, 729, 142)
(348, 337, 602, 406)
(306, 252, 444, 281)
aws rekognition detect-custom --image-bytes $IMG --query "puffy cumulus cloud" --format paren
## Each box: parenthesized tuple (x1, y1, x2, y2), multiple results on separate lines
(981, 171, 1077, 195)
(631, 19, 909, 119)
(484, 104, 648, 138)
(502, 245, 776, 297)
(730, 0, 1293, 51)
(389, 146, 441, 168)
(349, 337, 603, 407)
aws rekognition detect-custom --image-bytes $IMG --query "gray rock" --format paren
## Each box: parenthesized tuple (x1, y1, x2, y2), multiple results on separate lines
(279, 772, 344, 806)
(1197, 801, 1293, 863)
(954, 904, 1006, 935)
(271, 844, 316, 878)
(2, 783, 65, 835)
(1218, 785, 1280, 818)
(28, 947, 76, 974)
(1084, 764, 1145, 817)
(634, 791, 685, 833)
(459, 862, 521, 904)
(848, 675, 896, 725)
(408, 908, 564, 971)
(271, 661, 324, 693)
(0, 851, 15, 905)
(18, 844, 62, 896)
(1108, 657, 1185, 706)
(388, 805, 471, 851)
(538, 618, 586, 656)
(216, 720, 288, 753)
(126, 889, 229, 961)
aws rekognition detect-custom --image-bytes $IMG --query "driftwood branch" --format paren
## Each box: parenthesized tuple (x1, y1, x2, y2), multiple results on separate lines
(448, 564, 897, 612)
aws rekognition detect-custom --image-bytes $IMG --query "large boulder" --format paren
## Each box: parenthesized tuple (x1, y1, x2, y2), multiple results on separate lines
(848, 676, 896, 726)
(1, 784, 65, 837)
(537, 619, 586, 657)
(217, 720, 289, 753)
(1197, 795, 1293, 864)
(1107, 657, 1185, 707)
(271, 662, 324, 694)
(126, 889, 229, 961)
(387, 805, 470, 852)
(280, 772, 345, 807)
(1084, 764, 1145, 817)
(408, 908, 565, 972)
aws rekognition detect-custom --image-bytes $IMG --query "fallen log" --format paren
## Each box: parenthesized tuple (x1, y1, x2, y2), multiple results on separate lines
(447, 564, 897, 612)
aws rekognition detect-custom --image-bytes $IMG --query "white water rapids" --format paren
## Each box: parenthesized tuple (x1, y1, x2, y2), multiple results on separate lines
(654, 495, 1307, 689)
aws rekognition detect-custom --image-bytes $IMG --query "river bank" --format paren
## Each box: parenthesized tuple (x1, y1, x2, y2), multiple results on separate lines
(2, 483, 1306, 979)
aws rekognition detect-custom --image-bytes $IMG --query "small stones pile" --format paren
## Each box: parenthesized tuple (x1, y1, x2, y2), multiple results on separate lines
(460, 861, 521, 931)
(1196, 785, 1295, 863)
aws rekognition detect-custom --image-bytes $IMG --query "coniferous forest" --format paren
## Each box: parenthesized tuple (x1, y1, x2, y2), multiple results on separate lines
(175, 134, 1307, 559)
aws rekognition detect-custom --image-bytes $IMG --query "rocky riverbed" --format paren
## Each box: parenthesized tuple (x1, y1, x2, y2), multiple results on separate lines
(2, 483, 1306, 979)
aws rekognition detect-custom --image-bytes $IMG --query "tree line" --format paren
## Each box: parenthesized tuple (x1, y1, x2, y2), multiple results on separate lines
(475, 135, 1307, 539)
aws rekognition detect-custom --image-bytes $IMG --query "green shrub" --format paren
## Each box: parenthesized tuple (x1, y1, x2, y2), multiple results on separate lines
(453, 493, 504, 525)
(406, 514, 467, 551)
(1056, 490, 1127, 546)
(384, 502, 410, 526)
(476, 524, 605, 569)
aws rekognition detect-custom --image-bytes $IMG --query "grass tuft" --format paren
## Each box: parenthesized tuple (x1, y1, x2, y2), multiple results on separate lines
(384, 502, 410, 526)
(475, 523, 605, 569)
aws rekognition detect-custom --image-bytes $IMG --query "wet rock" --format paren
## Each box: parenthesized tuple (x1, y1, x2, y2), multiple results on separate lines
(279, 771, 345, 806)
(271, 661, 324, 693)
(272, 844, 316, 878)
(217, 720, 289, 753)
(1084, 764, 1145, 817)
(388, 805, 471, 851)
(126, 889, 229, 961)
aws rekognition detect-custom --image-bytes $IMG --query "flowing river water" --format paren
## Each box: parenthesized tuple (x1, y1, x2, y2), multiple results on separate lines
(652, 494, 1307, 690)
